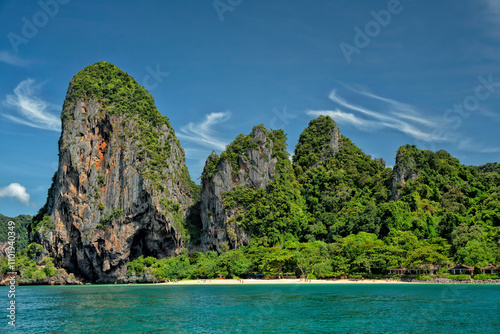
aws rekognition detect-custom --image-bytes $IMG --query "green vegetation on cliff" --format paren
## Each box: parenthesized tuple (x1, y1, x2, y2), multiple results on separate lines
(63, 61, 169, 128)
(293, 115, 338, 170)
(223, 175, 309, 246)
(203, 124, 289, 175)
(204, 125, 310, 246)
(208, 116, 499, 267)
(297, 133, 390, 242)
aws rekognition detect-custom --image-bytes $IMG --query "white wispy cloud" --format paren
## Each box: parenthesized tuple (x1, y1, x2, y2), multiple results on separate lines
(482, 0, 500, 38)
(310, 88, 447, 142)
(480, 108, 500, 121)
(485, 0, 500, 21)
(177, 111, 231, 151)
(1, 79, 61, 132)
(0, 50, 29, 67)
(307, 109, 381, 130)
(0, 183, 30, 205)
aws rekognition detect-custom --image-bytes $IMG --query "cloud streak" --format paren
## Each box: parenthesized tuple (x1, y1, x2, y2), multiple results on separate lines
(458, 139, 500, 153)
(0, 183, 30, 205)
(309, 88, 447, 142)
(0, 50, 29, 67)
(177, 111, 231, 151)
(2, 79, 61, 132)
(481, 0, 500, 38)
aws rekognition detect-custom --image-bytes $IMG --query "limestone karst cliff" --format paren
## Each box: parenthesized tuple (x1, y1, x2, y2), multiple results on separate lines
(30, 62, 200, 282)
(200, 125, 282, 251)
(391, 145, 419, 200)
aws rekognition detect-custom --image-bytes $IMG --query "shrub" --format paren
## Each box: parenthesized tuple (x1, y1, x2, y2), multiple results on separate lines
(97, 208, 124, 229)
(97, 175, 105, 185)
(474, 273, 499, 280)
(32, 214, 55, 234)
(416, 275, 433, 281)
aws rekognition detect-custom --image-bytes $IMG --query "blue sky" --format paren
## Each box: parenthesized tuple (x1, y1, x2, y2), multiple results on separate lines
(1, 0, 499, 217)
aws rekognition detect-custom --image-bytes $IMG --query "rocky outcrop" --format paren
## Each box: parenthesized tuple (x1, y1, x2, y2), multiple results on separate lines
(0, 242, 9, 258)
(200, 126, 279, 251)
(391, 146, 419, 200)
(30, 62, 198, 282)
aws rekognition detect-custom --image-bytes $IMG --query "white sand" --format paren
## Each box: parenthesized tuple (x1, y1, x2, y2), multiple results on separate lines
(158, 279, 410, 285)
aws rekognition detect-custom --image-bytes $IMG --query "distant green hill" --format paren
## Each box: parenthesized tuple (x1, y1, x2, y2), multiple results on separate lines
(0, 213, 31, 253)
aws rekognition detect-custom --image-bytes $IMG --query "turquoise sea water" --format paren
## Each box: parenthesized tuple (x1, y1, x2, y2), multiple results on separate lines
(1, 283, 499, 333)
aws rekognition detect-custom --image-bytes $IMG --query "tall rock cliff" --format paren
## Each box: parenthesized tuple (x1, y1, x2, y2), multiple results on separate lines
(391, 145, 419, 200)
(30, 62, 200, 282)
(200, 125, 285, 251)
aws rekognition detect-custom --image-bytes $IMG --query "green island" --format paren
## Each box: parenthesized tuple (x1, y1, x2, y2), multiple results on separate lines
(0, 64, 498, 285)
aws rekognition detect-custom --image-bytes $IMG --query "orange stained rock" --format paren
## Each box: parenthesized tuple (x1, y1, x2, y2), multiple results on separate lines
(94, 135, 108, 169)
(68, 182, 77, 196)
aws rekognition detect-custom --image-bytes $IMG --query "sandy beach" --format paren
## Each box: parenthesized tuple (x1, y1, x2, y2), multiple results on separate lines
(160, 279, 410, 285)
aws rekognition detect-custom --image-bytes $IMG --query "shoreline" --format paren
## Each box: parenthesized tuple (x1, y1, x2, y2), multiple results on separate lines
(127, 278, 500, 286)
(5, 278, 500, 287)
(160, 279, 410, 285)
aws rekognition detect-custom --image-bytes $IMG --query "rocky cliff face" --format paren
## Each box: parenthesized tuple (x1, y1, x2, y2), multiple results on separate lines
(391, 146, 419, 200)
(30, 62, 198, 282)
(200, 126, 279, 251)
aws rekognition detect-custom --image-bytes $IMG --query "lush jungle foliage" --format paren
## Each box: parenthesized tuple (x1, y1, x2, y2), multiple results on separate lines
(199, 116, 500, 269)
(125, 233, 487, 281)
(0, 243, 58, 281)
